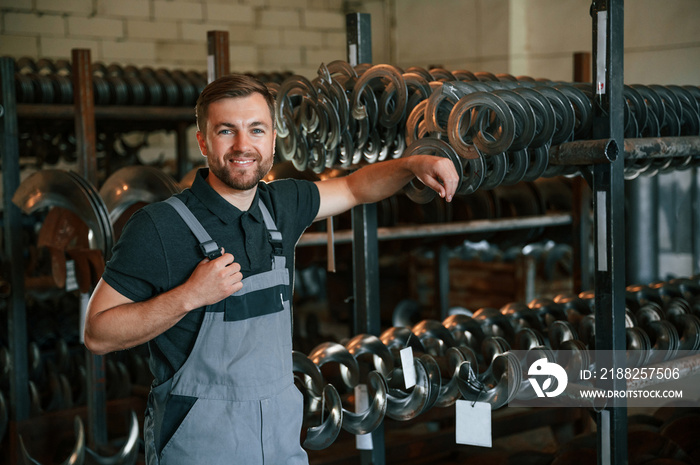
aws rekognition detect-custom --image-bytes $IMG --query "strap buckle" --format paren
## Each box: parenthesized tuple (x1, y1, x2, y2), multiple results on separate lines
(199, 240, 222, 260)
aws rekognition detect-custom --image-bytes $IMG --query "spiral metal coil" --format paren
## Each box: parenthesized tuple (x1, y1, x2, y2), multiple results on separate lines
(274, 62, 700, 198)
(13, 57, 292, 106)
(294, 275, 700, 449)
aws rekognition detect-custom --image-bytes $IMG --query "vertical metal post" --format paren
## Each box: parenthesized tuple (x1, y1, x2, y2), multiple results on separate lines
(591, 2, 627, 465)
(72, 49, 98, 186)
(572, 52, 593, 294)
(572, 177, 593, 293)
(625, 176, 659, 284)
(72, 49, 108, 448)
(1, 56, 30, 464)
(573, 51, 592, 83)
(436, 244, 450, 320)
(347, 12, 385, 465)
(692, 167, 700, 275)
(176, 121, 189, 181)
(207, 30, 230, 83)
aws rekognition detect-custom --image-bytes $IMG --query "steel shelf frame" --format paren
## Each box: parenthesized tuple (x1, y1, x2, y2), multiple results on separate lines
(590, 1, 628, 464)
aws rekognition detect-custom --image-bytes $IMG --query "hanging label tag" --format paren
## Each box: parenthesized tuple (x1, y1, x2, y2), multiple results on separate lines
(348, 44, 358, 67)
(400, 347, 416, 389)
(354, 384, 373, 450)
(207, 55, 215, 83)
(596, 11, 608, 94)
(596, 190, 608, 272)
(456, 400, 492, 448)
(65, 260, 79, 292)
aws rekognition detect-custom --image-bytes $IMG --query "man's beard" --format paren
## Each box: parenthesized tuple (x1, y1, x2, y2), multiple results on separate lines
(208, 152, 273, 191)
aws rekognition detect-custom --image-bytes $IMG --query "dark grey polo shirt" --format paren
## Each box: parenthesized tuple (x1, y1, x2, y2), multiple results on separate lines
(102, 168, 320, 383)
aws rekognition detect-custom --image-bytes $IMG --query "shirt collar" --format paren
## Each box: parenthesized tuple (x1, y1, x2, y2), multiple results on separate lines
(189, 168, 263, 224)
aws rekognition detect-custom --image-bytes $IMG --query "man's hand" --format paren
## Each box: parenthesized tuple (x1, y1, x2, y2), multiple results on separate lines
(182, 249, 243, 309)
(85, 249, 244, 355)
(408, 154, 461, 202)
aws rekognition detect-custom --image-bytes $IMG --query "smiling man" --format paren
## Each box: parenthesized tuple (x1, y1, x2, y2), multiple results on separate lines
(84, 74, 459, 464)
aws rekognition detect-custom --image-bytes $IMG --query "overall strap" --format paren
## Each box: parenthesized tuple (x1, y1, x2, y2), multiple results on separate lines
(164, 197, 222, 259)
(258, 201, 286, 269)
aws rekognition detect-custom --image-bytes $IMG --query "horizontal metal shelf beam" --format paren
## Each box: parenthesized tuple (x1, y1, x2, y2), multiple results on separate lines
(17, 104, 195, 122)
(550, 136, 700, 165)
(626, 353, 700, 392)
(298, 213, 572, 247)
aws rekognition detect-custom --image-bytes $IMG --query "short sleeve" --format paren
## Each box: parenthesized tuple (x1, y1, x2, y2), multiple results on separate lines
(102, 208, 169, 302)
(266, 178, 320, 241)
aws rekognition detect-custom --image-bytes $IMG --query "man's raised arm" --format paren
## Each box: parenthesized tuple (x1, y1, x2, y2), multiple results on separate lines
(314, 154, 460, 221)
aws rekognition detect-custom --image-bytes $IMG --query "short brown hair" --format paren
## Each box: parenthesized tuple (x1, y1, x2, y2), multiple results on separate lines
(195, 74, 276, 133)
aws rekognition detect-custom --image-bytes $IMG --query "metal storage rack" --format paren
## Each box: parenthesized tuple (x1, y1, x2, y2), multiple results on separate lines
(332, 5, 700, 465)
(2, 3, 700, 464)
(0, 48, 199, 463)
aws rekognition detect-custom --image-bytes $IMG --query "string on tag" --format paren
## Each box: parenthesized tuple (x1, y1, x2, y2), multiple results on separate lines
(463, 361, 485, 407)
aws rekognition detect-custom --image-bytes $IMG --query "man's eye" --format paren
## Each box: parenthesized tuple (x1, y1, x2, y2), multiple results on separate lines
(252, 128, 264, 134)
(219, 129, 232, 135)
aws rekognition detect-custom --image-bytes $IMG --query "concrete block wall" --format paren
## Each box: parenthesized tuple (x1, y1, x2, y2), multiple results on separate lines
(0, 0, 348, 78)
(355, 0, 700, 86)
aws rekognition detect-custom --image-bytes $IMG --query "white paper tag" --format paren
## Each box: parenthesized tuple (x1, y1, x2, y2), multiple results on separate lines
(354, 384, 373, 450)
(348, 44, 357, 67)
(207, 55, 215, 83)
(596, 10, 607, 94)
(456, 400, 492, 448)
(400, 347, 416, 389)
(79, 292, 90, 344)
(65, 260, 79, 292)
(596, 190, 608, 272)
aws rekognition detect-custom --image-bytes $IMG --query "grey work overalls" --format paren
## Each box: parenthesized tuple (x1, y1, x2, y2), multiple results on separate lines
(144, 196, 308, 464)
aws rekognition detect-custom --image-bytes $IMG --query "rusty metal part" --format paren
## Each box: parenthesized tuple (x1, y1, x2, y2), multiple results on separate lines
(13, 169, 114, 259)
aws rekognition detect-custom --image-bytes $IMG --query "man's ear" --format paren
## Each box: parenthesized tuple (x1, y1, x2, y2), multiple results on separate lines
(196, 131, 207, 156)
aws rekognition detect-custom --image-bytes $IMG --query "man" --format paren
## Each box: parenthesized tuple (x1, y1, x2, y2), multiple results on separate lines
(84, 74, 459, 464)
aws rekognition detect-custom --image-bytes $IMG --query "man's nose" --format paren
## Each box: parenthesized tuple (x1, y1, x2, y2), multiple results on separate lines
(232, 132, 252, 152)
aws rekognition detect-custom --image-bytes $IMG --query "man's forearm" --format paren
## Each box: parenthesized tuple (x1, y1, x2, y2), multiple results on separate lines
(314, 154, 458, 221)
(345, 157, 418, 205)
(84, 281, 195, 355)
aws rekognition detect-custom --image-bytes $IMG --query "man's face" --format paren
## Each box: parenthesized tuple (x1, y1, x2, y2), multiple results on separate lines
(196, 93, 276, 191)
